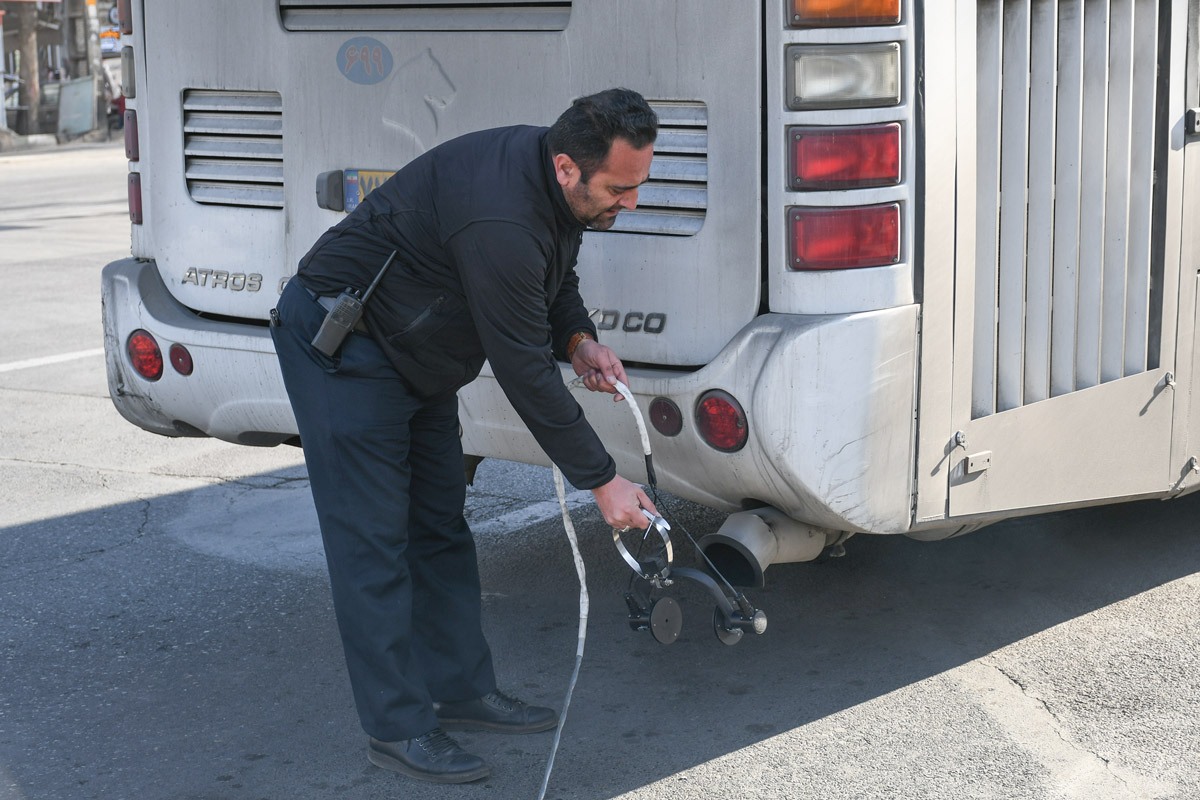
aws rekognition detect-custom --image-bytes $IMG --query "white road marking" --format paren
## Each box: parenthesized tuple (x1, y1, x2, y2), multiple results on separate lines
(0, 347, 105, 374)
(470, 489, 594, 538)
(955, 659, 1176, 799)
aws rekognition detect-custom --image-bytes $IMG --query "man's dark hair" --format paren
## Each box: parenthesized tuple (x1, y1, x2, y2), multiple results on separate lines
(547, 88, 658, 182)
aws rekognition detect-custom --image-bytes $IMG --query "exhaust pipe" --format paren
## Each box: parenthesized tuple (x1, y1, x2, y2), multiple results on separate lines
(698, 508, 843, 588)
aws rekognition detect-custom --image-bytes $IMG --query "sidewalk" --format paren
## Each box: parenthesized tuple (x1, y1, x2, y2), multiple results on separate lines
(0, 125, 116, 154)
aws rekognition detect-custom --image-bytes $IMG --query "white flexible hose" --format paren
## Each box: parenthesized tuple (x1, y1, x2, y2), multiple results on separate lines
(565, 377, 651, 454)
(611, 380, 653, 457)
(537, 379, 647, 799)
(537, 465, 588, 800)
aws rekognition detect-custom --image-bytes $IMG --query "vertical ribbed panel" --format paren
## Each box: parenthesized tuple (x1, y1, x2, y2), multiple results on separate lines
(1074, 0, 1109, 390)
(1023, 0, 1057, 405)
(972, 0, 1161, 419)
(995, 0, 1030, 413)
(1124, 0, 1159, 375)
(1050, 0, 1084, 397)
(973, 0, 1003, 419)
(1100, 0, 1135, 383)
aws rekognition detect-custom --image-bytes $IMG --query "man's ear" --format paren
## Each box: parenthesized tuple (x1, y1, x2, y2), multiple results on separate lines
(553, 153, 578, 189)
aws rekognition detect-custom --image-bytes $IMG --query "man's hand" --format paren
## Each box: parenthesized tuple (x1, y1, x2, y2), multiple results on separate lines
(592, 474, 659, 531)
(571, 339, 629, 402)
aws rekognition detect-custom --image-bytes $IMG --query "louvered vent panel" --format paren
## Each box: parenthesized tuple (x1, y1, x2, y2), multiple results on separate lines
(971, 0, 1163, 418)
(182, 90, 284, 209)
(609, 101, 708, 237)
(279, 0, 571, 31)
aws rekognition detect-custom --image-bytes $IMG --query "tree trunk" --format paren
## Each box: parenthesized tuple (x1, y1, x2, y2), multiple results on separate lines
(16, 3, 41, 135)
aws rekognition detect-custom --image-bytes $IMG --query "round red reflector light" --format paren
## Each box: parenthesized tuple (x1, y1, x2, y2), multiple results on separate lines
(169, 343, 194, 376)
(649, 397, 683, 437)
(126, 329, 163, 381)
(695, 390, 748, 452)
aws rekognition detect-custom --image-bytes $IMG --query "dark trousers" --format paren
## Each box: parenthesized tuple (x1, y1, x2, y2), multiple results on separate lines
(271, 278, 496, 741)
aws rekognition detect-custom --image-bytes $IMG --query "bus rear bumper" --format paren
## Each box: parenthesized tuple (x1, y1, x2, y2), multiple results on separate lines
(459, 305, 920, 535)
(101, 258, 297, 445)
(103, 257, 920, 532)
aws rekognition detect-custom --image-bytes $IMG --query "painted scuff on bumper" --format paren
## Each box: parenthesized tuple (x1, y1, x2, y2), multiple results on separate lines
(460, 306, 920, 535)
(101, 258, 297, 445)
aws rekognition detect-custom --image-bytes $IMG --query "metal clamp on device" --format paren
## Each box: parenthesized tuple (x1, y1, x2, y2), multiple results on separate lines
(612, 509, 673, 585)
(620, 517, 769, 646)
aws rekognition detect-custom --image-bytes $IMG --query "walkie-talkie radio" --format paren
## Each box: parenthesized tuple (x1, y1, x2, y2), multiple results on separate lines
(310, 250, 398, 357)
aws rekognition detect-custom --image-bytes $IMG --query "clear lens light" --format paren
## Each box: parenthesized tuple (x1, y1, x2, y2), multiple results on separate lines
(787, 44, 900, 109)
(121, 46, 136, 98)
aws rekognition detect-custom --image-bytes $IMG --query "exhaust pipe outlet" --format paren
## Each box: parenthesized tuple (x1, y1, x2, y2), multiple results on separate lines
(698, 508, 840, 588)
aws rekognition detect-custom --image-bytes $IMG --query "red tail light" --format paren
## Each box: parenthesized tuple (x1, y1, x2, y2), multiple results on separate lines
(124, 110, 139, 161)
(127, 330, 163, 380)
(696, 390, 748, 452)
(128, 173, 143, 224)
(788, 204, 899, 271)
(789, 124, 900, 190)
(117, 0, 132, 34)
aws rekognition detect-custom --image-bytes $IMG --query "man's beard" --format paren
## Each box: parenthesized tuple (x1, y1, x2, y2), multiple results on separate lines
(584, 211, 619, 231)
(567, 182, 621, 230)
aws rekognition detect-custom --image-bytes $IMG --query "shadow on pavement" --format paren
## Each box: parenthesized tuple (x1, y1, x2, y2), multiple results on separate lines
(2, 472, 1198, 799)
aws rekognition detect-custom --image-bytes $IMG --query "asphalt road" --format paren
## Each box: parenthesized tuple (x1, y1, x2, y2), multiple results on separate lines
(1, 141, 1198, 800)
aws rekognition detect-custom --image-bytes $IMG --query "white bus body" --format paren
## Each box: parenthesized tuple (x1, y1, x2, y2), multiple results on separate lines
(102, 0, 1200, 581)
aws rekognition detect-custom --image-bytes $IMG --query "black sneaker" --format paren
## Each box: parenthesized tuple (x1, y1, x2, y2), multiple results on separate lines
(367, 728, 490, 784)
(435, 689, 559, 734)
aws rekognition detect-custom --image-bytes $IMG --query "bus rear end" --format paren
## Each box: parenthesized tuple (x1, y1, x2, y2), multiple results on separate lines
(103, 0, 919, 538)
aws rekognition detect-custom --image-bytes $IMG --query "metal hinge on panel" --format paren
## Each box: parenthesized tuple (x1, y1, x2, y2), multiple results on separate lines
(1187, 109, 1200, 137)
(1169, 456, 1200, 495)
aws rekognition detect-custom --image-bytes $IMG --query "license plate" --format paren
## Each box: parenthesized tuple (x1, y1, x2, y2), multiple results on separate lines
(342, 169, 396, 213)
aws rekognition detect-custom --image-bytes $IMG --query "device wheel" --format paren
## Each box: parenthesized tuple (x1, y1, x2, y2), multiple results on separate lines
(713, 607, 743, 646)
(650, 596, 682, 644)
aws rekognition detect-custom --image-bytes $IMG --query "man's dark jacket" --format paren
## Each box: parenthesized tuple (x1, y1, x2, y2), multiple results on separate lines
(296, 125, 615, 490)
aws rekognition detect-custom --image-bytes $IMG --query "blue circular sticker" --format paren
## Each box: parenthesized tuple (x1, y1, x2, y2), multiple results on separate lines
(337, 37, 393, 85)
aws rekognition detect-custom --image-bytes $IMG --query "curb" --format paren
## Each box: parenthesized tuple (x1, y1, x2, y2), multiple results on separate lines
(0, 131, 61, 153)
(0, 128, 116, 154)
